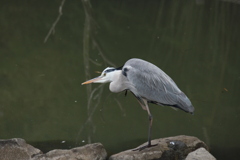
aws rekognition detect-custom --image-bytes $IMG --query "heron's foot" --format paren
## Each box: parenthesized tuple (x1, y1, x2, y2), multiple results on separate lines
(132, 143, 158, 151)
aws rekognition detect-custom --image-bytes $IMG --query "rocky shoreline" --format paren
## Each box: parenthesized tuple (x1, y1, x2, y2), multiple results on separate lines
(0, 135, 216, 160)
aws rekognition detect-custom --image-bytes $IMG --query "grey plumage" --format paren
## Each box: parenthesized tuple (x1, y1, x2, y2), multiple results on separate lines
(122, 58, 194, 114)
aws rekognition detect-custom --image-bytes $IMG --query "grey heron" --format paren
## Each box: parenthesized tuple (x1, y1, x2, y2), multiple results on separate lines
(82, 58, 194, 150)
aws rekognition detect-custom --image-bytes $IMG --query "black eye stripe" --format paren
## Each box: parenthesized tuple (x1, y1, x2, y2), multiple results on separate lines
(104, 69, 116, 73)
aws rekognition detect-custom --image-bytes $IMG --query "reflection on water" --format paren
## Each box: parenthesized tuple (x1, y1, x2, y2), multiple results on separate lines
(0, 0, 240, 159)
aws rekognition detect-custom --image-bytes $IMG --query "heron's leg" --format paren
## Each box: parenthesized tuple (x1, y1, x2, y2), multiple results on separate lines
(124, 90, 128, 96)
(145, 102, 153, 147)
(132, 100, 157, 151)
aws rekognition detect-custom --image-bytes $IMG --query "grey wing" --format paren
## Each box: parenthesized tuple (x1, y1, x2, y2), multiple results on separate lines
(123, 58, 194, 113)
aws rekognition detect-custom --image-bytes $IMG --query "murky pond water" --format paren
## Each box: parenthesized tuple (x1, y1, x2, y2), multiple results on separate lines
(0, 0, 240, 159)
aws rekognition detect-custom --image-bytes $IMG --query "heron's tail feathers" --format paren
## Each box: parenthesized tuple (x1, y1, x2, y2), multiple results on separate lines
(175, 93, 194, 114)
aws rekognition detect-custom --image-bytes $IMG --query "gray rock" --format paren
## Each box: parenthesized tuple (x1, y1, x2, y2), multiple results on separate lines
(186, 147, 216, 160)
(109, 135, 209, 160)
(33, 143, 107, 160)
(0, 138, 42, 160)
(1, 136, 213, 160)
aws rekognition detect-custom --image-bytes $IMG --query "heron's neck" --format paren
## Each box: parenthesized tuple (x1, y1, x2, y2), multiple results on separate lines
(111, 70, 122, 81)
(109, 70, 126, 93)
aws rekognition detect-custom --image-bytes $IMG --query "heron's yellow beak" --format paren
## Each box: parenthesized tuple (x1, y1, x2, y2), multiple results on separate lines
(81, 76, 102, 85)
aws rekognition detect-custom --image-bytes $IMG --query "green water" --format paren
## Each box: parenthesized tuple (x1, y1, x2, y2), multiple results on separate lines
(0, 0, 240, 159)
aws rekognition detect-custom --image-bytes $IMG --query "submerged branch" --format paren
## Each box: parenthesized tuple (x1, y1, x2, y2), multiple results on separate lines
(89, 58, 102, 66)
(114, 98, 126, 117)
(75, 83, 104, 144)
(44, 0, 66, 43)
(76, 0, 118, 145)
(92, 39, 116, 67)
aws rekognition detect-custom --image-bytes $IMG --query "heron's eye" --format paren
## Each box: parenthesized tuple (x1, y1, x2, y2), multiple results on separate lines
(103, 73, 106, 76)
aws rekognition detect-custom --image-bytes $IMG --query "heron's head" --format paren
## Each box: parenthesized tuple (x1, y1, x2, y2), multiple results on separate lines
(82, 67, 116, 85)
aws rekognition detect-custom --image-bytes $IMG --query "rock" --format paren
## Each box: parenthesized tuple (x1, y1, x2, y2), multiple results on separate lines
(0, 138, 42, 160)
(33, 143, 107, 160)
(109, 135, 208, 160)
(186, 147, 216, 160)
(0, 138, 107, 160)
(1, 136, 212, 160)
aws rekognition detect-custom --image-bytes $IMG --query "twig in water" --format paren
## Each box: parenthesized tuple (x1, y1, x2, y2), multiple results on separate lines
(44, 0, 66, 43)
(75, 83, 104, 144)
(89, 58, 102, 66)
(114, 98, 126, 117)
